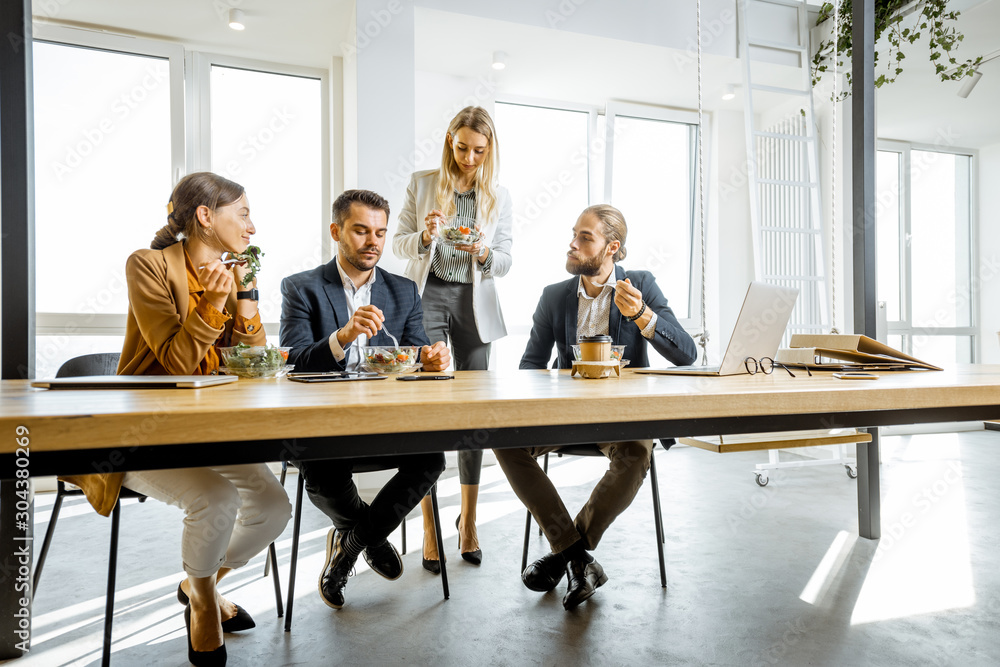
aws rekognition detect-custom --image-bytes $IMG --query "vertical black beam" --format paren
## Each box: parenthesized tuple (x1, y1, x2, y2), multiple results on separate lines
(852, 0, 881, 540)
(1, 1, 35, 659)
(1, 0, 35, 381)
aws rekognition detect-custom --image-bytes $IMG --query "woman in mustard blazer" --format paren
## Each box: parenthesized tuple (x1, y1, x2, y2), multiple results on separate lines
(69, 172, 291, 666)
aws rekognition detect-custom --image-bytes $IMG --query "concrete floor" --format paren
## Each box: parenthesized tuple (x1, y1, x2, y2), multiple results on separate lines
(8, 429, 1000, 666)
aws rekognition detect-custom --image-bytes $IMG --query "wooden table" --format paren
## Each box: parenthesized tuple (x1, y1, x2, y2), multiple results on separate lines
(2, 365, 1000, 657)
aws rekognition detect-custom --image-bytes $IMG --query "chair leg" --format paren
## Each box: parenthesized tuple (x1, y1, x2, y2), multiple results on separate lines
(102, 500, 122, 667)
(268, 542, 284, 618)
(284, 472, 305, 632)
(521, 509, 533, 573)
(539, 453, 548, 537)
(649, 452, 667, 589)
(32, 483, 67, 598)
(401, 510, 407, 555)
(265, 463, 289, 579)
(429, 484, 449, 600)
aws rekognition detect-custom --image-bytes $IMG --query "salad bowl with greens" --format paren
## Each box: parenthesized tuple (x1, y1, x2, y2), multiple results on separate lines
(361, 346, 421, 375)
(218, 343, 292, 378)
(437, 215, 482, 247)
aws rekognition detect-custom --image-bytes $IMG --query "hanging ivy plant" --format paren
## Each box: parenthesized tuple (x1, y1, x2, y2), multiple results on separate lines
(811, 0, 981, 100)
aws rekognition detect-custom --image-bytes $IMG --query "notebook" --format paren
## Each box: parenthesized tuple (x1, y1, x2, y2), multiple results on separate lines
(636, 281, 799, 376)
(31, 375, 240, 389)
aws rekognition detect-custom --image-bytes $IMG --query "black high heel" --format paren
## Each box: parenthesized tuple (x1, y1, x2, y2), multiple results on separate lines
(184, 604, 227, 667)
(456, 515, 482, 566)
(177, 583, 255, 632)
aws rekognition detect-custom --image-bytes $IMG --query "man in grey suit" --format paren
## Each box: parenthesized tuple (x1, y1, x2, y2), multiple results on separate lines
(496, 204, 697, 610)
(280, 189, 450, 609)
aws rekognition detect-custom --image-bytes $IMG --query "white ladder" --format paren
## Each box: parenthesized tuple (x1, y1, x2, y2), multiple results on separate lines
(737, 0, 856, 483)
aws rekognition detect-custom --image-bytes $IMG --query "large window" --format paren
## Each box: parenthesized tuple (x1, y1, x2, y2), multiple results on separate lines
(493, 100, 700, 368)
(876, 142, 976, 363)
(31, 27, 329, 378)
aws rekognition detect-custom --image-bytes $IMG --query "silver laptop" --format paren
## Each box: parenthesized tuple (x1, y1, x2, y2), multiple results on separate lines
(637, 281, 799, 376)
(31, 375, 239, 389)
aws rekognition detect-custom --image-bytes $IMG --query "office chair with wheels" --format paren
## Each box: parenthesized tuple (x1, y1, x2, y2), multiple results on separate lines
(277, 460, 449, 632)
(520, 440, 668, 588)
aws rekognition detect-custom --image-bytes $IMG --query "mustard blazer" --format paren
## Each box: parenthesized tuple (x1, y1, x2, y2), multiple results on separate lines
(63, 241, 265, 515)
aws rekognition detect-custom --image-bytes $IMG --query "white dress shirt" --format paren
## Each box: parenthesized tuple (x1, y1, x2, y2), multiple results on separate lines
(577, 274, 657, 340)
(328, 256, 377, 372)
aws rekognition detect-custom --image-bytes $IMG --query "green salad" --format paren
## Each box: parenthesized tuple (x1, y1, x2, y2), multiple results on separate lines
(219, 343, 290, 378)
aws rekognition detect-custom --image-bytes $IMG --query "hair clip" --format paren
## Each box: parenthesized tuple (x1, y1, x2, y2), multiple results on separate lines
(166, 201, 174, 215)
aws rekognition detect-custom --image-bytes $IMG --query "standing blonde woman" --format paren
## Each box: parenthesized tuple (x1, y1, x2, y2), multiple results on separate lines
(393, 106, 513, 571)
(68, 172, 291, 666)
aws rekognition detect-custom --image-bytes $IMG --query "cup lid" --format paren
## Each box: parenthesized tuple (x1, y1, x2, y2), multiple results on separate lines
(578, 335, 613, 343)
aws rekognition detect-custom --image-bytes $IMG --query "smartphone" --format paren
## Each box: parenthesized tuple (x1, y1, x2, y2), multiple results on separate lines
(287, 372, 386, 382)
(832, 372, 878, 380)
(396, 375, 454, 381)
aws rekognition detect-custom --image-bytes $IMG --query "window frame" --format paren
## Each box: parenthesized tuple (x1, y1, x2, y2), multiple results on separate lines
(876, 139, 979, 361)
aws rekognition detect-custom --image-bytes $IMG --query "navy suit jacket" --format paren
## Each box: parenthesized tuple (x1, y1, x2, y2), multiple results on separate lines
(520, 265, 698, 370)
(280, 259, 430, 373)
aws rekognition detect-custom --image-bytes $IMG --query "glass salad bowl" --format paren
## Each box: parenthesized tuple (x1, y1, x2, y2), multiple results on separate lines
(436, 215, 482, 247)
(218, 344, 292, 378)
(361, 346, 421, 375)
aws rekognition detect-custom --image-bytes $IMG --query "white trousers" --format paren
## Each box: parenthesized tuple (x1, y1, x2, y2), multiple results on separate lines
(123, 464, 291, 578)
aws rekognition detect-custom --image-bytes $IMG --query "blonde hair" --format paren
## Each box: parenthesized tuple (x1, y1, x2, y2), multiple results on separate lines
(582, 204, 627, 263)
(434, 106, 500, 227)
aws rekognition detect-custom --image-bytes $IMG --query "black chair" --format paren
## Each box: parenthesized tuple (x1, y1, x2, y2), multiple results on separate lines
(277, 460, 448, 632)
(36, 353, 284, 665)
(34, 353, 147, 667)
(521, 441, 667, 588)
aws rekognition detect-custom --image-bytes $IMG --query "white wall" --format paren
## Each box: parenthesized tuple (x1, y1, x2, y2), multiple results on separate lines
(980, 142, 1000, 362)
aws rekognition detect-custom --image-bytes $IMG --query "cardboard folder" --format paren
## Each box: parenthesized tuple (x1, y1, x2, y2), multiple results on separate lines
(776, 334, 942, 371)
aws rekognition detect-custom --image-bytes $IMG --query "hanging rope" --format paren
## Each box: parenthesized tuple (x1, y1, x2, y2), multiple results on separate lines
(829, 0, 839, 334)
(696, 0, 710, 364)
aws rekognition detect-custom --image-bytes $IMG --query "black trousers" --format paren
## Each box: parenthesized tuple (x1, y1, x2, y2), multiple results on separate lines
(293, 453, 446, 546)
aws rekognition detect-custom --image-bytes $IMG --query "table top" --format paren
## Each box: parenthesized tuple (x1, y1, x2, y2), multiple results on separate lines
(4, 365, 1000, 455)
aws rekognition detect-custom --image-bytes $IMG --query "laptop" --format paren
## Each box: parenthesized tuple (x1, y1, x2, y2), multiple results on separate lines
(31, 375, 240, 389)
(636, 281, 799, 376)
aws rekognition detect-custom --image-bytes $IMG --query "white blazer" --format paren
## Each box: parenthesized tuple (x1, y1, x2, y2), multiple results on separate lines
(392, 169, 513, 344)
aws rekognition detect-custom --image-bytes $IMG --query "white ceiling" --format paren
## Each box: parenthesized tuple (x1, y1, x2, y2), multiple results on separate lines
(31, 0, 1000, 147)
(32, 0, 355, 68)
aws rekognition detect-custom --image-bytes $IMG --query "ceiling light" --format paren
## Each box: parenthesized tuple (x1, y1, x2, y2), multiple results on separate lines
(492, 51, 507, 71)
(228, 8, 245, 31)
(722, 83, 737, 101)
(957, 70, 982, 98)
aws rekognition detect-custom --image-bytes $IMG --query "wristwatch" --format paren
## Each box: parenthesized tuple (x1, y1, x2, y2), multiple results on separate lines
(237, 288, 259, 301)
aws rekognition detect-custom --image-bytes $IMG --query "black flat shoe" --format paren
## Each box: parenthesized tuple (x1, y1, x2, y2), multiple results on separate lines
(177, 583, 255, 633)
(184, 604, 227, 667)
(455, 515, 483, 566)
(364, 540, 403, 580)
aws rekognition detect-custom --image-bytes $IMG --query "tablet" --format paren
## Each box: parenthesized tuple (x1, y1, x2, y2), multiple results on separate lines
(286, 372, 387, 383)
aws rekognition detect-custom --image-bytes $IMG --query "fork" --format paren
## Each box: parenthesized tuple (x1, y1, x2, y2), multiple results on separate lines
(381, 323, 399, 348)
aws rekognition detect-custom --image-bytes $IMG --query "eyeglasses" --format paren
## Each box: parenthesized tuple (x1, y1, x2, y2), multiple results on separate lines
(743, 356, 809, 377)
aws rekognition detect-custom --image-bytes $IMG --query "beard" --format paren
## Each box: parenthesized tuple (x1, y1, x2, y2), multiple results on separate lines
(565, 250, 606, 277)
(342, 242, 381, 272)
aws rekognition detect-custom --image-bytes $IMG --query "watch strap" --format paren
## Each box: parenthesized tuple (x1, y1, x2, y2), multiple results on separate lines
(237, 288, 259, 301)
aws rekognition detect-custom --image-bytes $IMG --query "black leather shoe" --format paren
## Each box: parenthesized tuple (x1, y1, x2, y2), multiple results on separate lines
(318, 528, 357, 609)
(521, 552, 567, 592)
(456, 515, 482, 566)
(562, 558, 608, 610)
(177, 583, 255, 632)
(364, 540, 403, 581)
(422, 557, 442, 574)
(185, 604, 227, 666)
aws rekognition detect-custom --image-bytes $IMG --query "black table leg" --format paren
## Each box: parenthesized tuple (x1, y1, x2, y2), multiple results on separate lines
(857, 430, 881, 540)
